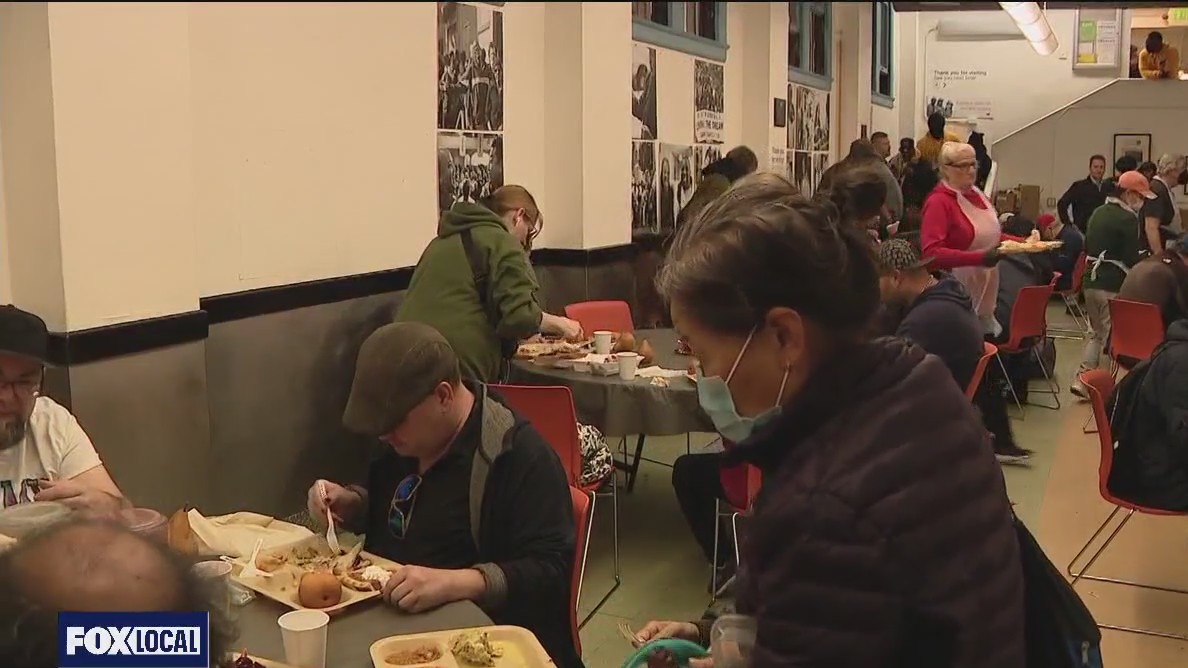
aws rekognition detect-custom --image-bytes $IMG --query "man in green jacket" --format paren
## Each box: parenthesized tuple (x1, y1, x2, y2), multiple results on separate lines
(1073, 171, 1156, 398)
(398, 185, 582, 382)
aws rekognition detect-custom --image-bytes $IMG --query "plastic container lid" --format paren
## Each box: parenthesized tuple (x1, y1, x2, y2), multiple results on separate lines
(0, 501, 73, 538)
(120, 507, 167, 535)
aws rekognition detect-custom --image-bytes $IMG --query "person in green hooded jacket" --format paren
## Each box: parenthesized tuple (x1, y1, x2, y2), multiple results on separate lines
(397, 185, 583, 382)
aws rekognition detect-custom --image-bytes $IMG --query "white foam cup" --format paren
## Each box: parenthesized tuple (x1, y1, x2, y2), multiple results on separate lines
(593, 330, 613, 354)
(617, 352, 641, 380)
(277, 609, 330, 668)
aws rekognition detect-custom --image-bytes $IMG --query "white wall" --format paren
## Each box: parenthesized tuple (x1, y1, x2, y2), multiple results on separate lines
(0, 1, 889, 330)
(915, 9, 1121, 144)
(994, 79, 1188, 208)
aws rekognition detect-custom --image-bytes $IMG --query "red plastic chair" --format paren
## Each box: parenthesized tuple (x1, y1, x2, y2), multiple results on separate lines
(564, 301, 635, 335)
(710, 464, 762, 602)
(965, 341, 998, 401)
(996, 281, 1061, 415)
(568, 486, 592, 655)
(490, 384, 619, 624)
(1068, 369, 1188, 641)
(1107, 298, 1165, 376)
(1051, 254, 1090, 340)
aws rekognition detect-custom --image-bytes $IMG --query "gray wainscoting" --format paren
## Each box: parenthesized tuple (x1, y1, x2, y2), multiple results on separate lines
(53, 256, 637, 517)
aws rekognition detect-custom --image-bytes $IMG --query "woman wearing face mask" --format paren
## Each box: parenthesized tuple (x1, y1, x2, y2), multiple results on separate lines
(635, 173, 1024, 668)
(397, 185, 583, 382)
(921, 142, 1024, 337)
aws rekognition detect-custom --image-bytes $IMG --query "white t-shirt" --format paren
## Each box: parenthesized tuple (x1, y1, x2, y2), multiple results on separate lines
(0, 397, 102, 509)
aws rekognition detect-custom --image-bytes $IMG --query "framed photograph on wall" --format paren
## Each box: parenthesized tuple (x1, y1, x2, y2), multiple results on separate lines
(1113, 133, 1151, 169)
(774, 98, 787, 128)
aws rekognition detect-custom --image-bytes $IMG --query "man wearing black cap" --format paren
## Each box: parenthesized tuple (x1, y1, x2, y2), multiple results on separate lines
(876, 241, 1031, 464)
(0, 306, 126, 513)
(306, 322, 581, 668)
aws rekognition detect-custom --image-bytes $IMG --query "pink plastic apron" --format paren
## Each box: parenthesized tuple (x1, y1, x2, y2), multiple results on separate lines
(945, 183, 1001, 319)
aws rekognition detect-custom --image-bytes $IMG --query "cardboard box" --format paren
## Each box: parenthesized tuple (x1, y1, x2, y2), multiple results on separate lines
(1017, 185, 1042, 220)
(994, 189, 1018, 214)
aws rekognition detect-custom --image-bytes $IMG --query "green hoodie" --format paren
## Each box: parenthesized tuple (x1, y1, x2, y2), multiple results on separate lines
(396, 203, 543, 382)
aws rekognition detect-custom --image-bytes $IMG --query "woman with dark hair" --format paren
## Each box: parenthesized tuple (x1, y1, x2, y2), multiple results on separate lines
(968, 131, 993, 191)
(636, 173, 1024, 667)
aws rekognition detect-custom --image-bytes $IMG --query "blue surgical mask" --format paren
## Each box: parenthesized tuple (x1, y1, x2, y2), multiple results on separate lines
(696, 327, 790, 444)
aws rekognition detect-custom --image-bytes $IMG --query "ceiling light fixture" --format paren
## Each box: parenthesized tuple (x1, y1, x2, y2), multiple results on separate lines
(999, 2, 1059, 55)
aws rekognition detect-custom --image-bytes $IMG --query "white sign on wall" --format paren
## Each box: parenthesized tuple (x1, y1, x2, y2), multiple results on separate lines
(924, 68, 994, 121)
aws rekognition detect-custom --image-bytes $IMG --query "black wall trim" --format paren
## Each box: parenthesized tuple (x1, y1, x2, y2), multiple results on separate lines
(44, 244, 638, 364)
(201, 267, 414, 324)
(47, 310, 209, 366)
(531, 243, 637, 267)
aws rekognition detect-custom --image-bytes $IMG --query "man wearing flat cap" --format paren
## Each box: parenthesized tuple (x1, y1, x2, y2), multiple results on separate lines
(306, 322, 582, 668)
(875, 241, 1030, 464)
(0, 305, 126, 513)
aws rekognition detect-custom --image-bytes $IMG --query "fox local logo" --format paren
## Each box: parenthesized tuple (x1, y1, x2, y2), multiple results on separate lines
(58, 612, 210, 668)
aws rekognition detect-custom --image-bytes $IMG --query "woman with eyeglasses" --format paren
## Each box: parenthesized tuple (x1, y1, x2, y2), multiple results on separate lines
(397, 185, 583, 382)
(920, 142, 1024, 338)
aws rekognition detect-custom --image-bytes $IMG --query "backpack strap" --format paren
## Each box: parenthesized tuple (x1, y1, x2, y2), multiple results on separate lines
(469, 385, 516, 551)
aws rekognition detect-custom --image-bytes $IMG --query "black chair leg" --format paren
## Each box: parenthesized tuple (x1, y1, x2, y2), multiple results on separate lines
(625, 434, 646, 492)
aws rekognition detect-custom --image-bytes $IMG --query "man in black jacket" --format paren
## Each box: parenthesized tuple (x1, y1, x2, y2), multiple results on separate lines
(877, 240, 1031, 463)
(1108, 319, 1188, 510)
(310, 322, 582, 668)
(1057, 154, 1108, 233)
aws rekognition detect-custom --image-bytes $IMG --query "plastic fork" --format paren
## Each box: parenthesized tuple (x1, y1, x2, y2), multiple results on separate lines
(319, 481, 341, 554)
(223, 537, 272, 579)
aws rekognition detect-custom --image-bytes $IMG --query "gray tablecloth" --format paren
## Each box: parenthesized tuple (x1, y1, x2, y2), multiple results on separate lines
(236, 597, 491, 667)
(509, 329, 713, 438)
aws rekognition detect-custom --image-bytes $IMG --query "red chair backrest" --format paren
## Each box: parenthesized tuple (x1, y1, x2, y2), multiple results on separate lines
(490, 384, 582, 485)
(965, 341, 998, 400)
(1004, 282, 1056, 351)
(1108, 298, 1165, 363)
(568, 486, 591, 656)
(744, 464, 763, 509)
(1078, 369, 1118, 504)
(565, 300, 635, 334)
(1067, 253, 1088, 294)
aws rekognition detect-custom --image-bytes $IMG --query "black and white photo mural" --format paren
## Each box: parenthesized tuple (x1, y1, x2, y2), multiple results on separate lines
(693, 59, 724, 145)
(631, 141, 658, 232)
(632, 44, 658, 141)
(787, 82, 831, 195)
(658, 143, 696, 234)
(437, 2, 505, 210)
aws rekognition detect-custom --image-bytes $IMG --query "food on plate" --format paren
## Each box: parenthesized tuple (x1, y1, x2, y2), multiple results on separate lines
(650, 377, 669, 388)
(450, 630, 504, 666)
(255, 554, 287, 572)
(167, 508, 197, 555)
(340, 564, 393, 592)
(638, 339, 656, 364)
(646, 649, 679, 668)
(384, 645, 444, 665)
(613, 331, 637, 354)
(298, 570, 343, 608)
(998, 239, 1062, 254)
(515, 339, 588, 360)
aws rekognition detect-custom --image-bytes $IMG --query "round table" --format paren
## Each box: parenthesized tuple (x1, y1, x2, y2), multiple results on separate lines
(509, 329, 714, 490)
(236, 597, 491, 667)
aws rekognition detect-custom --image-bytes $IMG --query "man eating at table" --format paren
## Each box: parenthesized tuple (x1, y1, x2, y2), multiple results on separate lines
(0, 305, 127, 513)
(308, 322, 582, 668)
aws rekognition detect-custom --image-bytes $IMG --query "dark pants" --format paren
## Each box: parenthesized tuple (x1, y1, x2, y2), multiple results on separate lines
(975, 361, 1019, 450)
(672, 452, 732, 566)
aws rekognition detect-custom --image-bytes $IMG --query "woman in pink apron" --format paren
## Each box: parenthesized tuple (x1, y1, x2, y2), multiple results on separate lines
(920, 142, 1021, 336)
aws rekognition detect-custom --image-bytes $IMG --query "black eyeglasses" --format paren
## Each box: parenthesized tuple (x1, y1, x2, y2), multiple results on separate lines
(387, 474, 423, 539)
